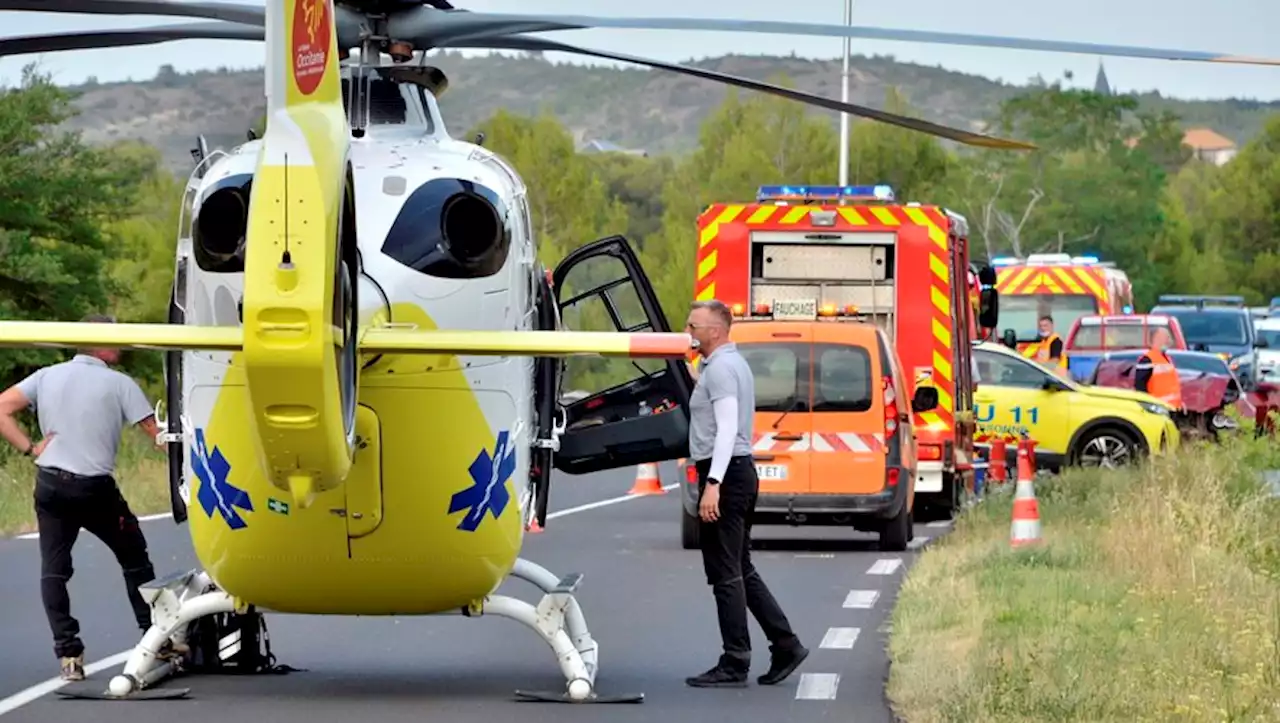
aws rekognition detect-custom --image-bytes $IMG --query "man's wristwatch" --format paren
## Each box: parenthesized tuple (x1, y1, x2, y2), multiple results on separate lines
(706, 477, 720, 486)
(22, 441, 33, 456)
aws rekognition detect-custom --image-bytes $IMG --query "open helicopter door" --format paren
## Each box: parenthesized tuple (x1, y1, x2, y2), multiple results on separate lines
(550, 235, 695, 477)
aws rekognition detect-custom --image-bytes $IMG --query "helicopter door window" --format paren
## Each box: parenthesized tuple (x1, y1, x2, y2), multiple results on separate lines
(550, 236, 695, 475)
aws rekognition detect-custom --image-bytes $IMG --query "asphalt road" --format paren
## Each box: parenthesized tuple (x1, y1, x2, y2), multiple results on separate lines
(0, 461, 948, 722)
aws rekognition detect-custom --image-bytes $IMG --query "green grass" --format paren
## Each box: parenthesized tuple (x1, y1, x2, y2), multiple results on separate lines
(0, 431, 169, 537)
(886, 423, 1280, 723)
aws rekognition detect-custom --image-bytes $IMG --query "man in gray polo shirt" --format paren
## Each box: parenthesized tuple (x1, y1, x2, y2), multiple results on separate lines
(0, 314, 163, 681)
(682, 299, 808, 689)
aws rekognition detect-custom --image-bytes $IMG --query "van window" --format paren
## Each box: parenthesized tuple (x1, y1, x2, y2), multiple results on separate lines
(738, 343, 805, 412)
(813, 344, 873, 412)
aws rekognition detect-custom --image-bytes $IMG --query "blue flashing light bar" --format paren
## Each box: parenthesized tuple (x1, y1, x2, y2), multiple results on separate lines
(756, 184, 895, 203)
(990, 257, 1020, 266)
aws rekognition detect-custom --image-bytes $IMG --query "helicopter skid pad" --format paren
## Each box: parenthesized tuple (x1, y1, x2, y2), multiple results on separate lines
(56, 682, 191, 701)
(513, 689, 643, 704)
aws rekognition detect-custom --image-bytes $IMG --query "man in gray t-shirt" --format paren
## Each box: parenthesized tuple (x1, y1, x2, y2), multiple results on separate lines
(682, 300, 807, 690)
(0, 313, 163, 682)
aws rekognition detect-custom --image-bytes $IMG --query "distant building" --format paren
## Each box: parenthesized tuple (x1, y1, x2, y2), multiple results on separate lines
(1182, 128, 1238, 166)
(580, 138, 648, 157)
(1094, 63, 1111, 96)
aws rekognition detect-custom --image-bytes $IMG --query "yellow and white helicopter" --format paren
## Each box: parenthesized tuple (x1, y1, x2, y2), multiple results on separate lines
(0, 0, 1275, 704)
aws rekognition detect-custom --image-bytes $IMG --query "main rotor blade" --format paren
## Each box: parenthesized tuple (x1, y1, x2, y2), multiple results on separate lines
(443, 34, 1035, 150)
(0, 20, 261, 57)
(395, 10, 1280, 67)
(0, 0, 264, 26)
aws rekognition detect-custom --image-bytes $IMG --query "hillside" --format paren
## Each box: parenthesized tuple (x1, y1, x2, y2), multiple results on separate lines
(55, 51, 1280, 174)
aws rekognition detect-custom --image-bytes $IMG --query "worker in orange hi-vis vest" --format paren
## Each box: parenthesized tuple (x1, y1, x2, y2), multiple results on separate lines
(1023, 315, 1069, 378)
(1134, 327, 1183, 411)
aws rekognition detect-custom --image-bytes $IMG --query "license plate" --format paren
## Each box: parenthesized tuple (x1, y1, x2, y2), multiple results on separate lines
(755, 464, 788, 480)
(772, 299, 816, 320)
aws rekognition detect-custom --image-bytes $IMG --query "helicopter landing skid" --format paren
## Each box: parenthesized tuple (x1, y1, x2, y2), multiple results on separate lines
(473, 557, 642, 704)
(103, 569, 239, 700)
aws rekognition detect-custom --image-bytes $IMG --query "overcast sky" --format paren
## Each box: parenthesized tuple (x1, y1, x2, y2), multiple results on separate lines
(1, 0, 1276, 101)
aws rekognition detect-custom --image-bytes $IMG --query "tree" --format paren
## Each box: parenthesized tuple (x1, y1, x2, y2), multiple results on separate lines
(0, 65, 168, 385)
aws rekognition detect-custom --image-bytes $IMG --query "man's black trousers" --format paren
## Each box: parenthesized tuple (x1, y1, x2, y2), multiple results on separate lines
(694, 455, 800, 670)
(33, 466, 157, 659)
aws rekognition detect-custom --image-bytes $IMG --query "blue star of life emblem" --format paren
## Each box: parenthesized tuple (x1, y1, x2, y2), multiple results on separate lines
(449, 429, 516, 532)
(191, 428, 254, 530)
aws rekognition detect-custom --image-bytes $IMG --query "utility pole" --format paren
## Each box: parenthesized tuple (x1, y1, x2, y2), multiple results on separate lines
(837, 0, 853, 187)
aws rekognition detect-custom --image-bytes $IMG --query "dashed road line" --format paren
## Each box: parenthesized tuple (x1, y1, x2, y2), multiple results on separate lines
(926, 520, 952, 528)
(795, 672, 841, 700)
(907, 536, 931, 550)
(819, 627, 861, 649)
(867, 558, 903, 575)
(842, 589, 879, 609)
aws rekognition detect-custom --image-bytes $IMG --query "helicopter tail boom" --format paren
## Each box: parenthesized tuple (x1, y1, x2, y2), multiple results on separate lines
(239, 0, 354, 508)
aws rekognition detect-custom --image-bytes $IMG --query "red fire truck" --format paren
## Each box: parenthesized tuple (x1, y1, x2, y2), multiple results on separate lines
(692, 184, 999, 519)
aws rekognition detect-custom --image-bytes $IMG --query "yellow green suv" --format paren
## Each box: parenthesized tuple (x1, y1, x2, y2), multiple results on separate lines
(972, 341, 1180, 470)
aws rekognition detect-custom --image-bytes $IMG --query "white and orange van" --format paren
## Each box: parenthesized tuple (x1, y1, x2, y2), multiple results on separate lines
(679, 316, 940, 552)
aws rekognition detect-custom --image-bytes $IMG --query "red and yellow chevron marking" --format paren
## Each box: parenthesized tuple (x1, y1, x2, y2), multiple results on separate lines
(693, 201, 959, 437)
(995, 265, 1113, 313)
(694, 204, 745, 301)
(903, 207, 955, 434)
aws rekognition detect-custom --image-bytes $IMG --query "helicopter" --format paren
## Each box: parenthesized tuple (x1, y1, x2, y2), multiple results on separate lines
(0, 0, 1276, 705)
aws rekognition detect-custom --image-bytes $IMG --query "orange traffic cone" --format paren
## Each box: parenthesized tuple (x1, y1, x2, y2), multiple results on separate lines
(627, 462, 666, 496)
(1010, 440, 1042, 547)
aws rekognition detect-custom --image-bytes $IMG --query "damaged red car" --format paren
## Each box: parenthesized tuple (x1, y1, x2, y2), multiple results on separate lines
(1086, 349, 1269, 441)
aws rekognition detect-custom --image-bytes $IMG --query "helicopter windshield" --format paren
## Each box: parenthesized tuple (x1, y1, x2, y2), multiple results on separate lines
(340, 69, 435, 133)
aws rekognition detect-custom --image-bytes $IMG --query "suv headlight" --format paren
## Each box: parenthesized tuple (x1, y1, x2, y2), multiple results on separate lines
(1138, 402, 1170, 416)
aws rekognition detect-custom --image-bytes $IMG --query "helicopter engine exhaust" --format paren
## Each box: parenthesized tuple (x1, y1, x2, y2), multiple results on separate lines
(191, 173, 253, 273)
(381, 177, 511, 279)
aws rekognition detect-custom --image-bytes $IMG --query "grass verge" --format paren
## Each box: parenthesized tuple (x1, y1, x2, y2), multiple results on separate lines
(887, 423, 1280, 723)
(0, 431, 169, 537)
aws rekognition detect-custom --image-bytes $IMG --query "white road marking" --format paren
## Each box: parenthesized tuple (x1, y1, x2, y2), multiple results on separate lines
(907, 536, 931, 550)
(795, 553, 835, 559)
(926, 520, 952, 528)
(0, 651, 130, 716)
(15, 512, 174, 540)
(0, 476, 679, 716)
(14, 486, 681, 540)
(867, 558, 903, 575)
(819, 627, 860, 649)
(795, 672, 841, 700)
(842, 589, 879, 609)
(544, 483, 679, 520)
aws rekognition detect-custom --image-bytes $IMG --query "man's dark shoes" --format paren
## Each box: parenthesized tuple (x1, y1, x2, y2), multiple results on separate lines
(686, 660, 749, 688)
(758, 643, 809, 685)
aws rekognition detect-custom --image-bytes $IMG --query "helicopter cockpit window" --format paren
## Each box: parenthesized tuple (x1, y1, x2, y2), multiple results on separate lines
(341, 76, 411, 126)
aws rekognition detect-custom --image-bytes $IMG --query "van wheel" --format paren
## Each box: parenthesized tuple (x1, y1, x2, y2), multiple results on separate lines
(879, 500, 910, 552)
(681, 508, 700, 550)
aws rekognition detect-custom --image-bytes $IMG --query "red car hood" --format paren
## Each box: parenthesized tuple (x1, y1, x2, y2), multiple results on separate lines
(1093, 361, 1230, 414)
